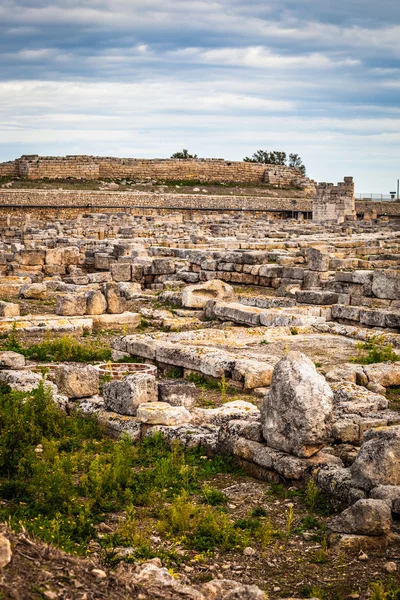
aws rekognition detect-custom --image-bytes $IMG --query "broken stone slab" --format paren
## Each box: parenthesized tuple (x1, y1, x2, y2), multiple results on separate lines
(143, 424, 218, 451)
(182, 279, 235, 309)
(305, 247, 330, 271)
(332, 382, 388, 415)
(261, 351, 334, 458)
(232, 358, 275, 389)
(191, 400, 260, 426)
(231, 437, 341, 481)
(0, 351, 25, 370)
(351, 426, 400, 491)
(19, 283, 47, 300)
(136, 402, 192, 425)
(295, 290, 339, 305)
(55, 364, 99, 399)
(103, 373, 157, 416)
(329, 499, 392, 536)
(157, 379, 197, 409)
(91, 312, 141, 331)
(0, 301, 20, 318)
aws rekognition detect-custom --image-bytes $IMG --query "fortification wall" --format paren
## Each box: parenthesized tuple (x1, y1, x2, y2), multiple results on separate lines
(313, 177, 356, 223)
(0, 161, 18, 178)
(0, 155, 310, 187)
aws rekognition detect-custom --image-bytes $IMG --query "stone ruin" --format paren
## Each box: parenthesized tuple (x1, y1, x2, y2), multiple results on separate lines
(0, 167, 399, 594)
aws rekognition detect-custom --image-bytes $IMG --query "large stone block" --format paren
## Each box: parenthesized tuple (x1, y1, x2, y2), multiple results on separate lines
(103, 373, 157, 416)
(0, 301, 20, 318)
(351, 426, 400, 491)
(157, 379, 197, 409)
(136, 402, 192, 425)
(372, 270, 400, 300)
(56, 293, 87, 316)
(182, 279, 235, 309)
(55, 365, 99, 399)
(261, 351, 333, 457)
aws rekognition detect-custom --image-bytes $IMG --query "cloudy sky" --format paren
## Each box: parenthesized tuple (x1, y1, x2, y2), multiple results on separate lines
(1, 0, 399, 193)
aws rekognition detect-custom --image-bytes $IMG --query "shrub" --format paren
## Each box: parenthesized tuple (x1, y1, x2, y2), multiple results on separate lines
(350, 336, 399, 365)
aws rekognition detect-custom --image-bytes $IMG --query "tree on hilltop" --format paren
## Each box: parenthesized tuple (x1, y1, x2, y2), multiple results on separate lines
(171, 149, 198, 159)
(244, 149, 306, 175)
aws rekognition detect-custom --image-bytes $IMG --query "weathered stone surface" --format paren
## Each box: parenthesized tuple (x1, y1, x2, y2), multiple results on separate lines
(157, 379, 197, 409)
(136, 402, 192, 425)
(0, 534, 12, 568)
(92, 311, 140, 330)
(351, 426, 400, 491)
(0, 351, 25, 369)
(332, 382, 388, 415)
(0, 301, 20, 318)
(201, 579, 265, 600)
(56, 293, 87, 316)
(372, 270, 400, 300)
(329, 499, 392, 536)
(55, 364, 99, 399)
(315, 465, 366, 511)
(306, 247, 330, 271)
(19, 283, 47, 300)
(103, 373, 157, 416)
(363, 363, 400, 389)
(233, 359, 274, 389)
(191, 401, 260, 426)
(104, 282, 126, 314)
(182, 279, 235, 309)
(261, 351, 333, 457)
(86, 290, 107, 315)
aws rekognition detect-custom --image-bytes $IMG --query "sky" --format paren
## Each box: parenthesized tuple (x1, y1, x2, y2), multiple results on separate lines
(0, 0, 399, 193)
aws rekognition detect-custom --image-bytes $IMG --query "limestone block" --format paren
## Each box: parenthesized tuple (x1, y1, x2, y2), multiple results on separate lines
(305, 247, 330, 271)
(0, 351, 25, 369)
(261, 351, 333, 458)
(329, 499, 392, 536)
(372, 270, 400, 300)
(92, 312, 140, 331)
(351, 426, 400, 491)
(104, 282, 126, 314)
(56, 293, 87, 316)
(0, 301, 20, 318)
(86, 290, 107, 315)
(295, 290, 339, 305)
(191, 400, 259, 426)
(111, 262, 132, 282)
(19, 283, 47, 300)
(55, 364, 99, 399)
(182, 279, 235, 309)
(157, 379, 197, 409)
(103, 373, 157, 416)
(136, 402, 192, 425)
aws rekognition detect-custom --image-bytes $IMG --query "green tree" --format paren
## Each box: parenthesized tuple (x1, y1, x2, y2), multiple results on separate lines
(243, 149, 306, 175)
(171, 149, 197, 159)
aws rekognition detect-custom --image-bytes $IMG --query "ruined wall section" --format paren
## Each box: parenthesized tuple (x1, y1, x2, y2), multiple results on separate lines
(0, 161, 18, 178)
(0, 155, 312, 188)
(313, 177, 356, 223)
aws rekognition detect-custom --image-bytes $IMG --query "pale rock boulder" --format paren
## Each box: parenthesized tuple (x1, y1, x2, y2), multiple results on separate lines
(363, 362, 400, 389)
(182, 279, 235, 309)
(103, 373, 157, 416)
(351, 426, 400, 491)
(55, 364, 99, 399)
(86, 290, 107, 315)
(201, 579, 265, 600)
(261, 351, 333, 458)
(56, 293, 87, 316)
(0, 351, 25, 370)
(136, 402, 192, 426)
(0, 534, 12, 568)
(19, 283, 47, 300)
(329, 499, 392, 536)
(0, 301, 20, 318)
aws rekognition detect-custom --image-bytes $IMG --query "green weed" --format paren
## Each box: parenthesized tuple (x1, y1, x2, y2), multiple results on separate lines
(350, 336, 399, 365)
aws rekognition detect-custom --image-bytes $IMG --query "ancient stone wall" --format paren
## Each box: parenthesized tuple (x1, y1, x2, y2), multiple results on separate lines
(0, 161, 18, 178)
(313, 177, 356, 223)
(0, 155, 310, 187)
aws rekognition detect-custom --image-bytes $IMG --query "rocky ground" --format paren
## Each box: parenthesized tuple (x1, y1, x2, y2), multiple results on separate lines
(0, 208, 399, 599)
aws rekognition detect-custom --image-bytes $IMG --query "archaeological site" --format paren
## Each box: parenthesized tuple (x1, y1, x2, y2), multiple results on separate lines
(0, 155, 399, 599)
